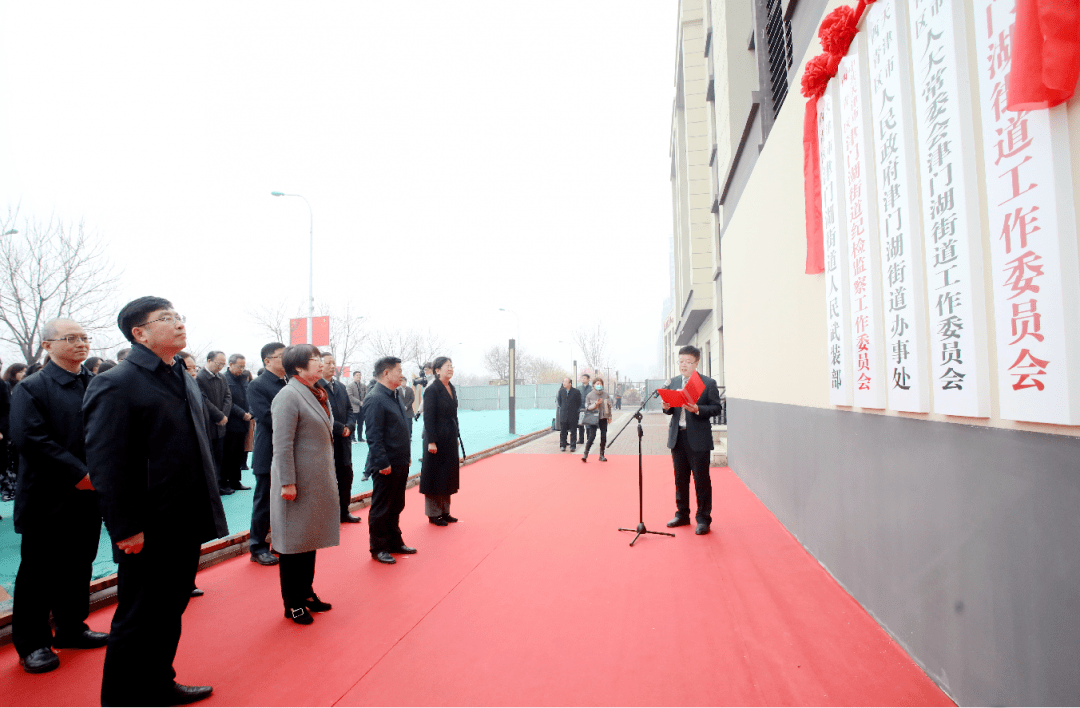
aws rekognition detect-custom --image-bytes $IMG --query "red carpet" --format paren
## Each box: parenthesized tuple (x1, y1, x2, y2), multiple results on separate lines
(1, 454, 952, 706)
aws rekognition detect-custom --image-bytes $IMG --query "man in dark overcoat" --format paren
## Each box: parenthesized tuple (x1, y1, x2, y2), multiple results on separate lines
(365, 356, 416, 564)
(317, 352, 359, 523)
(10, 319, 105, 674)
(576, 373, 592, 446)
(556, 378, 582, 452)
(197, 351, 232, 495)
(246, 341, 287, 566)
(83, 296, 228, 706)
(222, 353, 253, 492)
(662, 344, 724, 536)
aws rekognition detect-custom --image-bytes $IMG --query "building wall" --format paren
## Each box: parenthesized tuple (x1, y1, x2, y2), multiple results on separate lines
(719, 0, 1080, 704)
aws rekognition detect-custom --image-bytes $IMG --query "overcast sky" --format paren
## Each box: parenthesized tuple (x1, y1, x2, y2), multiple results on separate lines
(0, 1, 676, 381)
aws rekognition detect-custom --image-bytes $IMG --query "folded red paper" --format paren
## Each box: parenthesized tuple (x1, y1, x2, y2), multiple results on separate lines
(657, 370, 705, 408)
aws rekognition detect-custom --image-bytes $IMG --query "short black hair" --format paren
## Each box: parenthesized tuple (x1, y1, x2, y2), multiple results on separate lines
(422, 361, 433, 371)
(116, 348, 131, 360)
(432, 356, 452, 373)
(84, 356, 103, 373)
(97, 360, 117, 373)
(374, 356, 401, 380)
(282, 344, 321, 377)
(678, 345, 701, 361)
(117, 296, 172, 344)
(580, 373, 590, 380)
(228, 353, 245, 365)
(260, 341, 286, 364)
(206, 350, 224, 362)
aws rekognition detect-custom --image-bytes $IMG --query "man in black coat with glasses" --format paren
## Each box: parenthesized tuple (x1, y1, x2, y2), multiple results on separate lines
(83, 296, 228, 707)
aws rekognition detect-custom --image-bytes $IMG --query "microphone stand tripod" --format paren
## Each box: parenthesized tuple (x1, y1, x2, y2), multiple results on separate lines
(609, 389, 675, 547)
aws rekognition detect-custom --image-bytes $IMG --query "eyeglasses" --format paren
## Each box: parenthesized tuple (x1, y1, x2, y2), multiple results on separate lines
(136, 313, 186, 328)
(45, 335, 93, 344)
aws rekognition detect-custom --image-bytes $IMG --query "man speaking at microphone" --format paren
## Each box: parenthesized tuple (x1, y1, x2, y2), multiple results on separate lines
(662, 345, 723, 536)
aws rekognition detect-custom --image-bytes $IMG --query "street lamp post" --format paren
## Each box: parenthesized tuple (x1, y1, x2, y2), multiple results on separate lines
(498, 308, 519, 435)
(271, 192, 314, 341)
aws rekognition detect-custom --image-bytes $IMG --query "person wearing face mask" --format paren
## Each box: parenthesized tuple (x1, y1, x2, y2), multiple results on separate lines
(581, 377, 613, 463)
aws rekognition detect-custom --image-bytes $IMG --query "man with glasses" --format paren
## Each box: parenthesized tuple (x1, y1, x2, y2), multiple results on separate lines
(197, 351, 233, 496)
(83, 297, 228, 706)
(10, 320, 105, 674)
(246, 342, 287, 566)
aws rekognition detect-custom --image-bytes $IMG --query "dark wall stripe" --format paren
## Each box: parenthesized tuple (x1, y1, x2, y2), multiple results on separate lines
(727, 397, 1080, 706)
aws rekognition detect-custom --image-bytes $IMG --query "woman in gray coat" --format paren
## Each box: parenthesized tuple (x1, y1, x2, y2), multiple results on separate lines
(271, 344, 341, 625)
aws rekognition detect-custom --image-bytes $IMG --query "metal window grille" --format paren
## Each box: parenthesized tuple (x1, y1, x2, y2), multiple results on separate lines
(764, 0, 793, 119)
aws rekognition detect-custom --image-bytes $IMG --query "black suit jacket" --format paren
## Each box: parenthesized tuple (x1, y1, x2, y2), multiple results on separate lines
(422, 380, 459, 447)
(225, 370, 251, 434)
(247, 370, 287, 476)
(556, 386, 582, 425)
(83, 343, 228, 561)
(663, 373, 723, 452)
(364, 383, 412, 472)
(196, 368, 231, 439)
(317, 378, 353, 469)
(10, 361, 98, 534)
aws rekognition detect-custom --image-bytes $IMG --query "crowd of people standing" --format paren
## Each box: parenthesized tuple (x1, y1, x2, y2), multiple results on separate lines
(0, 296, 463, 706)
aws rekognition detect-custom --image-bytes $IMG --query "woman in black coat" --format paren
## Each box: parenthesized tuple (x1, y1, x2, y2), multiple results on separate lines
(419, 356, 460, 526)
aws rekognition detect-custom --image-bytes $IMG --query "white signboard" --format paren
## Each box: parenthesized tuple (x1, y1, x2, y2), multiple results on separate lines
(974, 0, 1080, 424)
(819, 80, 853, 406)
(839, 38, 887, 409)
(909, 0, 990, 417)
(866, 0, 930, 413)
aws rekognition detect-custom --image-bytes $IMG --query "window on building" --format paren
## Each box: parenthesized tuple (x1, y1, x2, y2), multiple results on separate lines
(764, 0, 795, 119)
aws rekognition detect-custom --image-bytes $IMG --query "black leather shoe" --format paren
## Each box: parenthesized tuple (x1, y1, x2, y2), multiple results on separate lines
(560, 446, 566, 452)
(285, 606, 314, 625)
(218, 486, 235, 496)
(190, 588, 205, 597)
(53, 629, 109, 649)
(233, 483, 252, 491)
(442, 514, 459, 523)
(429, 515, 448, 526)
(341, 514, 362, 523)
(391, 545, 417, 554)
(666, 516, 691, 528)
(170, 683, 214, 704)
(361, 474, 371, 481)
(599, 454, 607, 462)
(20, 647, 59, 674)
(304, 594, 332, 613)
(250, 551, 280, 566)
(570, 446, 577, 453)
(372, 551, 397, 564)
(695, 523, 710, 535)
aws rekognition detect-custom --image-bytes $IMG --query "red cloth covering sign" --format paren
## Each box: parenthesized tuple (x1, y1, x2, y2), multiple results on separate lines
(657, 370, 705, 407)
(311, 316, 330, 347)
(289, 318, 306, 345)
(1008, 0, 1080, 111)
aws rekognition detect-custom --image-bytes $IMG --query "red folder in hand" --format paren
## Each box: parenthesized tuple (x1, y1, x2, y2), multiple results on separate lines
(657, 370, 705, 408)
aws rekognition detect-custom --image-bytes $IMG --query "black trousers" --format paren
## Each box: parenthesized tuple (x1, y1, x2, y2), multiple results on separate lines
(100, 533, 201, 707)
(336, 462, 354, 518)
(368, 464, 408, 554)
(558, 425, 577, 449)
(585, 419, 608, 452)
(221, 430, 247, 488)
(671, 429, 713, 525)
(12, 501, 102, 657)
(278, 551, 316, 611)
(249, 473, 272, 555)
(352, 411, 365, 440)
(209, 435, 225, 486)
(576, 422, 585, 444)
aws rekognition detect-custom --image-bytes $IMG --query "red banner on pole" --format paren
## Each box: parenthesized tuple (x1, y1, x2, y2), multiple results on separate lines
(289, 318, 307, 345)
(311, 316, 330, 347)
(341, 365, 350, 378)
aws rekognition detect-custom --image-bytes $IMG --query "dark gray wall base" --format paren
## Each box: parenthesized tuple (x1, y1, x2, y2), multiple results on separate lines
(727, 397, 1080, 707)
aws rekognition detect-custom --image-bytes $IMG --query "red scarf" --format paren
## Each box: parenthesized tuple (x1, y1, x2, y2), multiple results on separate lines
(300, 379, 331, 417)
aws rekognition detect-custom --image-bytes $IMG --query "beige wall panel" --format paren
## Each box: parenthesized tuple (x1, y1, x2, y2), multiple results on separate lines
(720, 0, 1080, 437)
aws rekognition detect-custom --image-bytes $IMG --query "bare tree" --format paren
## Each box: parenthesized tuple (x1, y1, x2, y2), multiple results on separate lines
(246, 298, 294, 345)
(482, 344, 511, 381)
(572, 322, 609, 372)
(367, 327, 448, 371)
(320, 300, 367, 378)
(0, 208, 123, 364)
